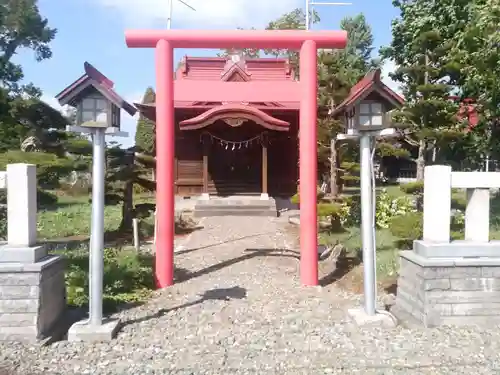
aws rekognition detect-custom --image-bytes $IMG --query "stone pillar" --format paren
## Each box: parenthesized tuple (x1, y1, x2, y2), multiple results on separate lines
(394, 167, 500, 327)
(465, 188, 490, 242)
(423, 165, 451, 242)
(7, 164, 37, 247)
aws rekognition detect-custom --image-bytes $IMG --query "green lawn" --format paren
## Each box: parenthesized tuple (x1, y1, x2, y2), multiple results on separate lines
(34, 190, 158, 312)
(37, 191, 156, 240)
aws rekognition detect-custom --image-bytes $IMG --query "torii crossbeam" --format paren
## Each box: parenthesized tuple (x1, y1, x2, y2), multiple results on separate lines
(124, 29, 347, 288)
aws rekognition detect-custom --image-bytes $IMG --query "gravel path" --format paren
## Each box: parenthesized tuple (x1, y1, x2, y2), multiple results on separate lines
(2, 215, 500, 374)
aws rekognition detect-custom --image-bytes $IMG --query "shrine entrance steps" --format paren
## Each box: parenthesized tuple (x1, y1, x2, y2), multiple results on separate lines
(193, 195, 277, 217)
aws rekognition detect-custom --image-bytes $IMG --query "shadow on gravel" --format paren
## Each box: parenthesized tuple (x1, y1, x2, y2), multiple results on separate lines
(119, 286, 247, 329)
(175, 248, 300, 284)
(319, 255, 361, 287)
(175, 232, 277, 255)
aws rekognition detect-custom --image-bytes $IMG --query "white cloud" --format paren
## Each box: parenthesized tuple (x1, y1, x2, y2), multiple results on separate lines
(381, 59, 403, 96)
(92, 0, 301, 28)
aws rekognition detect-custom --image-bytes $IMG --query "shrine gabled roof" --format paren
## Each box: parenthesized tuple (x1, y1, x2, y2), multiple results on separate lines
(179, 103, 290, 131)
(177, 56, 294, 81)
(55, 62, 136, 116)
(331, 68, 404, 116)
(134, 80, 301, 112)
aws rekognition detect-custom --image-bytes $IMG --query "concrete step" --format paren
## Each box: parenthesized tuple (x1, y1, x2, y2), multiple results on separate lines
(194, 199, 277, 217)
(194, 209, 278, 217)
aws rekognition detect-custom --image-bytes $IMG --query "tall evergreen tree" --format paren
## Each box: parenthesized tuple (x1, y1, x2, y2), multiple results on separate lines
(135, 87, 156, 155)
(381, 0, 470, 179)
(317, 14, 379, 196)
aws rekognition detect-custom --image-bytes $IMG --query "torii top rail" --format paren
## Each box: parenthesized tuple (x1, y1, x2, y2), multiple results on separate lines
(124, 29, 347, 288)
(125, 29, 346, 49)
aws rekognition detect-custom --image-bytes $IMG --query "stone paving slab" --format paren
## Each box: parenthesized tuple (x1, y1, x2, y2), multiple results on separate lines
(2, 215, 500, 374)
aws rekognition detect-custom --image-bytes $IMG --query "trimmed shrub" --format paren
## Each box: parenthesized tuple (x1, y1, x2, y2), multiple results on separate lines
(317, 202, 343, 232)
(0, 188, 57, 208)
(389, 212, 423, 248)
(376, 189, 416, 228)
(290, 188, 325, 205)
(400, 181, 424, 195)
(0, 150, 75, 188)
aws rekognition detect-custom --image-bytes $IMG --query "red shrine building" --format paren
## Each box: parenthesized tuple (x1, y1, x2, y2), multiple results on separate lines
(135, 55, 301, 199)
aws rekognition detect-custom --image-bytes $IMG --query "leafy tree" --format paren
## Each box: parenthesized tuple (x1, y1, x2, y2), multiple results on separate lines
(217, 27, 260, 58)
(381, 0, 469, 179)
(264, 8, 320, 70)
(448, 0, 500, 164)
(0, 0, 62, 152)
(218, 9, 320, 65)
(0, 0, 56, 95)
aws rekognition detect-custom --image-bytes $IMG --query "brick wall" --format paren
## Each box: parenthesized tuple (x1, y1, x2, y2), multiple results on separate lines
(0, 255, 66, 341)
(394, 251, 500, 327)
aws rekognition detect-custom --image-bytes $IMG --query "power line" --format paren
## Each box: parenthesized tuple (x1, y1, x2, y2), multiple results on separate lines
(306, 0, 352, 30)
(167, 0, 196, 29)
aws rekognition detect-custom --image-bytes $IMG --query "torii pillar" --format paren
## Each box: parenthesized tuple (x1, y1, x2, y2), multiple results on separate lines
(125, 29, 347, 288)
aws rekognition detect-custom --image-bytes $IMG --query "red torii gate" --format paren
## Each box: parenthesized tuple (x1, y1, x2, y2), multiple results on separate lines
(124, 29, 347, 288)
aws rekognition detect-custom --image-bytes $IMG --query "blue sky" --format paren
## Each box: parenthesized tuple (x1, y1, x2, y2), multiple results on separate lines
(16, 0, 400, 148)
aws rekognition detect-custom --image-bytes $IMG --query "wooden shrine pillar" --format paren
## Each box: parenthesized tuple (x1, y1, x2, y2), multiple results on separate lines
(261, 133, 269, 200)
(201, 134, 210, 200)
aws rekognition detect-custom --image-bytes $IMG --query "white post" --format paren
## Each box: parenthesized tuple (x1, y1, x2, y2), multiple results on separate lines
(423, 165, 452, 242)
(465, 188, 490, 242)
(7, 164, 37, 247)
(305, 0, 310, 30)
(133, 218, 140, 251)
(360, 135, 376, 315)
(167, 0, 173, 29)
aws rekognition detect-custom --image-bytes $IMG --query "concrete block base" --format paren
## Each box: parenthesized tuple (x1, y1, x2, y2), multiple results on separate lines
(0, 244, 47, 263)
(413, 239, 500, 258)
(0, 255, 66, 342)
(68, 319, 121, 342)
(394, 249, 500, 327)
(347, 308, 397, 328)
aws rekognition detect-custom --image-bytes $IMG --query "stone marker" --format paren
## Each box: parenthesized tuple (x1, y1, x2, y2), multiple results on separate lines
(0, 164, 66, 342)
(394, 165, 500, 327)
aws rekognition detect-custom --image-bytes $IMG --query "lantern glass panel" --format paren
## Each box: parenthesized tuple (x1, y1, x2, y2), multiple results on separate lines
(359, 115, 371, 126)
(96, 98, 107, 111)
(371, 103, 382, 114)
(371, 115, 383, 125)
(359, 103, 371, 114)
(82, 98, 94, 110)
(96, 111, 107, 123)
(82, 110, 94, 122)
